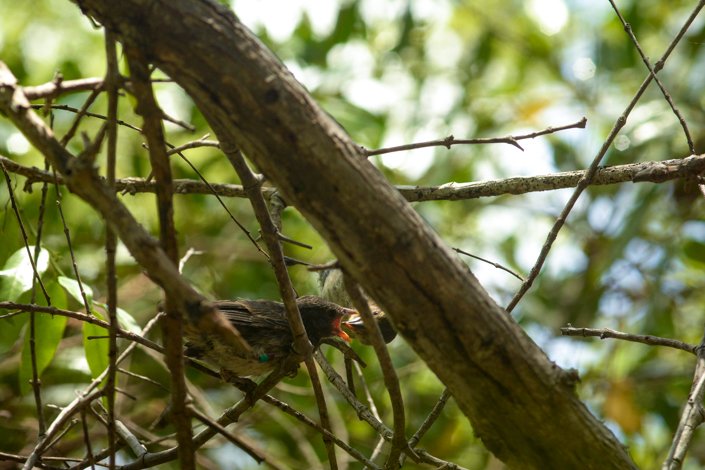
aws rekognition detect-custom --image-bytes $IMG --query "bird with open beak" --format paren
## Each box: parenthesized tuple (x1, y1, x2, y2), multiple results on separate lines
(185, 296, 353, 377)
(318, 268, 397, 345)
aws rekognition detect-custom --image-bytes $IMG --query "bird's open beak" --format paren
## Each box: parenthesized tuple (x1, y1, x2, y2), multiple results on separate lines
(342, 311, 363, 325)
(333, 316, 351, 342)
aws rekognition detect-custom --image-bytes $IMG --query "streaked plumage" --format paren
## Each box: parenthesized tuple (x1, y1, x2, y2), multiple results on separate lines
(185, 296, 352, 377)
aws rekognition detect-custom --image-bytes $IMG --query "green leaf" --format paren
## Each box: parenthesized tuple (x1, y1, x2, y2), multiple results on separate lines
(0, 314, 28, 354)
(19, 312, 68, 394)
(58, 276, 94, 305)
(93, 301, 141, 334)
(18, 282, 68, 393)
(682, 240, 705, 267)
(116, 307, 141, 334)
(0, 247, 49, 301)
(83, 310, 109, 380)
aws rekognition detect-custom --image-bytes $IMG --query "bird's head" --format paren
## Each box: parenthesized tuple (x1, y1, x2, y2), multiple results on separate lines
(296, 296, 353, 345)
(342, 308, 397, 344)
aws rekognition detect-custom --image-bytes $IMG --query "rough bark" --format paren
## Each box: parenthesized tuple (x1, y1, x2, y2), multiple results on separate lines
(69, 1, 636, 468)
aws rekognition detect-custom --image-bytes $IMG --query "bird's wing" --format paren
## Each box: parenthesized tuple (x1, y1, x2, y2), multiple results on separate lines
(212, 299, 290, 331)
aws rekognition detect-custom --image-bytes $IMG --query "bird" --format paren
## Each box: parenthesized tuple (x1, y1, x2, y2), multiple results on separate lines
(343, 312, 397, 345)
(318, 268, 397, 344)
(184, 296, 353, 377)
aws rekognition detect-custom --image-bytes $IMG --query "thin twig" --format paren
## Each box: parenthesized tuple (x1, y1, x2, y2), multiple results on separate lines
(506, 1, 705, 312)
(342, 276, 409, 469)
(453, 247, 524, 281)
(364, 117, 587, 156)
(103, 31, 121, 470)
(608, 0, 695, 154)
(20, 156, 51, 438)
(221, 141, 338, 468)
(406, 388, 451, 451)
(663, 327, 705, 469)
(164, 142, 269, 260)
(561, 326, 697, 354)
(53, 174, 92, 316)
(0, 303, 164, 352)
(24, 77, 104, 100)
(58, 88, 103, 147)
(31, 103, 142, 132)
(0, 160, 51, 302)
(79, 407, 96, 470)
(118, 368, 169, 391)
(189, 406, 267, 465)
(166, 137, 220, 155)
(126, 48, 195, 468)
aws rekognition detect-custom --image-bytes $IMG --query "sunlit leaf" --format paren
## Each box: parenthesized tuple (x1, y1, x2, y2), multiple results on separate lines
(0, 247, 49, 301)
(116, 307, 141, 334)
(58, 276, 94, 305)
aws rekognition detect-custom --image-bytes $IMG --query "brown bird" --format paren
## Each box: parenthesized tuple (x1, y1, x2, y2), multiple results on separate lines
(343, 312, 397, 345)
(185, 296, 353, 377)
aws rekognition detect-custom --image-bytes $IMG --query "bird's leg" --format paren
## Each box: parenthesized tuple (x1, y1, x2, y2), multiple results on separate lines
(220, 369, 257, 394)
(243, 368, 289, 406)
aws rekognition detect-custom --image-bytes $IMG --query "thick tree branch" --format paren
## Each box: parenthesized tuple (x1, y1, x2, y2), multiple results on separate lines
(64, 1, 638, 467)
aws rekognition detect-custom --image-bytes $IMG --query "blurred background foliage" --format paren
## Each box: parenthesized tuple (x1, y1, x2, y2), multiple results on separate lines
(1, 0, 705, 468)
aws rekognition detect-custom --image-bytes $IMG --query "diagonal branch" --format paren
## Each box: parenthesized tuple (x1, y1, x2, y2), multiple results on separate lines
(125, 48, 194, 468)
(220, 140, 339, 468)
(63, 1, 637, 467)
(663, 328, 705, 469)
(608, 0, 695, 154)
(343, 276, 409, 469)
(0, 60, 251, 382)
(506, 0, 705, 312)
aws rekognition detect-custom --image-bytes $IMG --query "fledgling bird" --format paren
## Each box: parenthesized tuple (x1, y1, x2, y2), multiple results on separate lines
(343, 312, 397, 345)
(318, 268, 397, 344)
(185, 296, 353, 377)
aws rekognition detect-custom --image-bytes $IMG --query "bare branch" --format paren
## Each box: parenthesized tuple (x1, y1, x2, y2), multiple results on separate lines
(608, 0, 695, 154)
(663, 328, 705, 469)
(24, 77, 104, 100)
(364, 117, 587, 156)
(506, 0, 705, 312)
(561, 326, 697, 354)
(343, 276, 409, 469)
(5, 153, 704, 204)
(125, 47, 194, 467)
(103, 31, 121, 469)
